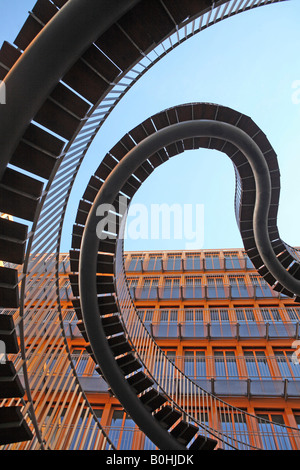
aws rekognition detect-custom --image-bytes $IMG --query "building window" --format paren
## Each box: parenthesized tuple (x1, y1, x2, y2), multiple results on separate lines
(59, 278, 71, 301)
(184, 276, 202, 298)
(206, 276, 226, 298)
(139, 277, 159, 299)
(184, 350, 206, 378)
(250, 275, 273, 298)
(229, 276, 249, 298)
(235, 307, 259, 336)
(208, 307, 233, 337)
(107, 410, 135, 450)
(294, 414, 300, 430)
(210, 308, 229, 322)
(127, 277, 138, 297)
(243, 350, 271, 379)
(161, 277, 180, 299)
(184, 253, 201, 270)
(127, 255, 143, 272)
(260, 307, 281, 322)
(244, 255, 254, 269)
(137, 309, 154, 335)
(146, 255, 162, 271)
(256, 412, 292, 450)
(165, 255, 182, 271)
(235, 307, 255, 322)
(153, 349, 176, 379)
(70, 409, 103, 450)
(183, 308, 204, 337)
(224, 253, 241, 270)
(220, 412, 250, 450)
(204, 253, 221, 270)
(160, 309, 178, 322)
(274, 349, 300, 379)
(71, 348, 90, 376)
(137, 309, 154, 324)
(184, 308, 203, 322)
(285, 306, 300, 322)
(157, 309, 178, 336)
(214, 350, 238, 378)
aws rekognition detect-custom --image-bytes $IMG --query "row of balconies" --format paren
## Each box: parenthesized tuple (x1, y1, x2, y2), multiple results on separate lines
(125, 255, 253, 273)
(130, 284, 286, 301)
(4, 306, 300, 340)
(64, 318, 300, 341)
(15, 352, 300, 399)
(142, 321, 300, 340)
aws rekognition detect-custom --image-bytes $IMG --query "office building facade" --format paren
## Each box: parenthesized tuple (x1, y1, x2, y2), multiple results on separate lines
(2, 248, 300, 450)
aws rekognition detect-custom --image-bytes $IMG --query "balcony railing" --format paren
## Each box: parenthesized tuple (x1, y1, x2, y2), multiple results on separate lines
(160, 354, 300, 380)
(5, 306, 297, 340)
(16, 350, 300, 399)
(131, 283, 286, 300)
(140, 321, 300, 340)
(103, 423, 297, 451)
(125, 256, 255, 273)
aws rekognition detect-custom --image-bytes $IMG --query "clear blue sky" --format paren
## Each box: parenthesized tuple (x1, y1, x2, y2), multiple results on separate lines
(1, 0, 300, 253)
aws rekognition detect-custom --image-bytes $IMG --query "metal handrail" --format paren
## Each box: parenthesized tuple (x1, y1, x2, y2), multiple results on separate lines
(131, 283, 284, 300)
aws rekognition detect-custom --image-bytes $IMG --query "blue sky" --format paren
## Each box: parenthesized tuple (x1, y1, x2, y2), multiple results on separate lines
(1, 0, 300, 253)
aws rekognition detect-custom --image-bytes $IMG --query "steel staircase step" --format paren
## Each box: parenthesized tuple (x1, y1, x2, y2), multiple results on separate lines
(0, 267, 19, 308)
(97, 239, 117, 256)
(97, 253, 114, 274)
(0, 362, 24, 399)
(68, 272, 118, 298)
(94, 365, 103, 376)
(108, 334, 132, 357)
(116, 353, 141, 375)
(0, 406, 33, 445)
(139, 389, 167, 412)
(126, 371, 154, 394)
(76, 320, 88, 342)
(102, 315, 124, 336)
(96, 276, 115, 295)
(0, 217, 28, 265)
(189, 434, 218, 450)
(170, 420, 198, 446)
(153, 405, 181, 430)
(11, 124, 63, 180)
(98, 295, 118, 315)
(0, 314, 19, 353)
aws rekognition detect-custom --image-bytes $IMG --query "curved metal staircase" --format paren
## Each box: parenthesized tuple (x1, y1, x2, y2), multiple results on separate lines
(0, 0, 296, 450)
(68, 102, 300, 450)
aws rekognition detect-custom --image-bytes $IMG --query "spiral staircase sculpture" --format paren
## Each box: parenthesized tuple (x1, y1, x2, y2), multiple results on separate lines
(0, 0, 298, 450)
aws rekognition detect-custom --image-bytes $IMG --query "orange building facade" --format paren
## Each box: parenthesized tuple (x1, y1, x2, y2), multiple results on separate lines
(13, 247, 300, 450)
(2, 247, 300, 450)
(120, 248, 300, 449)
